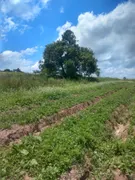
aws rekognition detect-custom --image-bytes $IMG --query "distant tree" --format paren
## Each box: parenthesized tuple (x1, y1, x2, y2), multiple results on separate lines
(40, 30, 99, 79)
(33, 70, 40, 74)
(123, 77, 126, 80)
(96, 68, 100, 77)
(13, 68, 22, 72)
(4, 69, 11, 72)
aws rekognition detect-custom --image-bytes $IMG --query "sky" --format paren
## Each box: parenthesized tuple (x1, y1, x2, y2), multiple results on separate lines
(0, 0, 135, 78)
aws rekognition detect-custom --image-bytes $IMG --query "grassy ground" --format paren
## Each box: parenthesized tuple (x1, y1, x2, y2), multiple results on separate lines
(0, 71, 120, 91)
(0, 73, 123, 128)
(0, 82, 127, 129)
(0, 72, 68, 91)
(0, 72, 134, 179)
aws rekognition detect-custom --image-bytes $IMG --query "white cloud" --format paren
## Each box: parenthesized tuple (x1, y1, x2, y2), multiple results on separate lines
(19, 5, 41, 21)
(0, 18, 32, 39)
(31, 61, 40, 71)
(57, 1, 135, 78)
(19, 24, 31, 34)
(0, 1, 40, 21)
(21, 46, 38, 55)
(60, 7, 64, 13)
(31, 57, 45, 71)
(40, 0, 50, 6)
(4, 17, 18, 30)
(57, 21, 72, 40)
(0, 0, 51, 38)
(0, 17, 18, 39)
(0, 0, 50, 21)
(0, 46, 39, 72)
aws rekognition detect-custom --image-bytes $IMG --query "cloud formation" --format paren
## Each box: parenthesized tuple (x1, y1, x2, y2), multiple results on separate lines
(0, 46, 39, 72)
(0, 0, 50, 21)
(57, 1, 135, 78)
(31, 61, 40, 71)
(0, 0, 50, 38)
(19, 24, 31, 34)
(0, 17, 18, 39)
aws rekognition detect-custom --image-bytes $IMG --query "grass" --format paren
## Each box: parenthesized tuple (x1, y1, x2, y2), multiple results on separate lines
(0, 82, 135, 179)
(0, 72, 68, 91)
(0, 81, 129, 128)
(0, 72, 120, 92)
(0, 72, 135, 179)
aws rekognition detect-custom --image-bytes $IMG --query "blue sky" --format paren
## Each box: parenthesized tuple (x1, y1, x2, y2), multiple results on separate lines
(0, 0, 135, 78)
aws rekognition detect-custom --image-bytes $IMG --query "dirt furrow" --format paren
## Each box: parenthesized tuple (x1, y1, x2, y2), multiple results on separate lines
(60, 155, 91, 180)
(0, 90, 117, 145)
(107, 104, 132, 141)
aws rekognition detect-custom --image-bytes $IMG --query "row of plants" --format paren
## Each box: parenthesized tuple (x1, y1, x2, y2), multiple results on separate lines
(0, 84, 135, 179)
(0, 82, 128, 128)
(0, 81, 121, 111)
(0, 81, 102, 111)
(88, 94, 135, 179)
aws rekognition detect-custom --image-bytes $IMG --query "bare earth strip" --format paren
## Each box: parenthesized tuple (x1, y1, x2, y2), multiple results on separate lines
(108, 104, 132, 141)
(60, 155, 92, 180)
(0, 90, 117, 145)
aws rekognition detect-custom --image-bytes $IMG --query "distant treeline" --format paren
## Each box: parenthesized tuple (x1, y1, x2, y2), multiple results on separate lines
(1, 68, 22, 73)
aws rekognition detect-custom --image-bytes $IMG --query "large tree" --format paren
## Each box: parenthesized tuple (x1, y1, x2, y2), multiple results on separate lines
(40, 30, 99, 78)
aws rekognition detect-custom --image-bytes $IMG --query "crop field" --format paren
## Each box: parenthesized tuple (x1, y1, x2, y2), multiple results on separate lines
(0, 76, 135, 180)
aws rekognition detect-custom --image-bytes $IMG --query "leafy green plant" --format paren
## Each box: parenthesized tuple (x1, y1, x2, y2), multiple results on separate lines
(0, 84, 135, 179)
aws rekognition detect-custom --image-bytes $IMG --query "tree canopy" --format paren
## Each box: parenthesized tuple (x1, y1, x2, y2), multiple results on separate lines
(40, 30, 100, 79)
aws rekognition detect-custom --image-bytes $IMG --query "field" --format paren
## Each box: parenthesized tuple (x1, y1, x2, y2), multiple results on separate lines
(0, 73, 135, 180)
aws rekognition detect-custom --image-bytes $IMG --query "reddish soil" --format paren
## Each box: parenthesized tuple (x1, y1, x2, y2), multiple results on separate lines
(60, 155, 91, 180)
(60, 166, 81, 180)
(24, 174, 33, 180)
(60, 167, 90, 180)
(114, 122, 130, 141)
(114, 169, 128, 180)
(108, 104, 131, 141)
(0, 91, 116, 145)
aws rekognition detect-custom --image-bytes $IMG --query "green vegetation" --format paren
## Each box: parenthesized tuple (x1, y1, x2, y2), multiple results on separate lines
(0, 71, 120, 92)
(40, 30, 99, 78)
(0, 72, 66, 91)
(0, 71, 134, 179)
(0, 80, 135, 179)
(0, 77, 123, 128)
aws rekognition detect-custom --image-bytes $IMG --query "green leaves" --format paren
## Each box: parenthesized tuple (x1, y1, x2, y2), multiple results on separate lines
(0, 81, 126, 128)
(41, 30, 99, 79)
(20, 149, 29, 156)
(30, 159, 38, 166)
(34, 136, 42, 142)
(1, 82, 135, 179)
